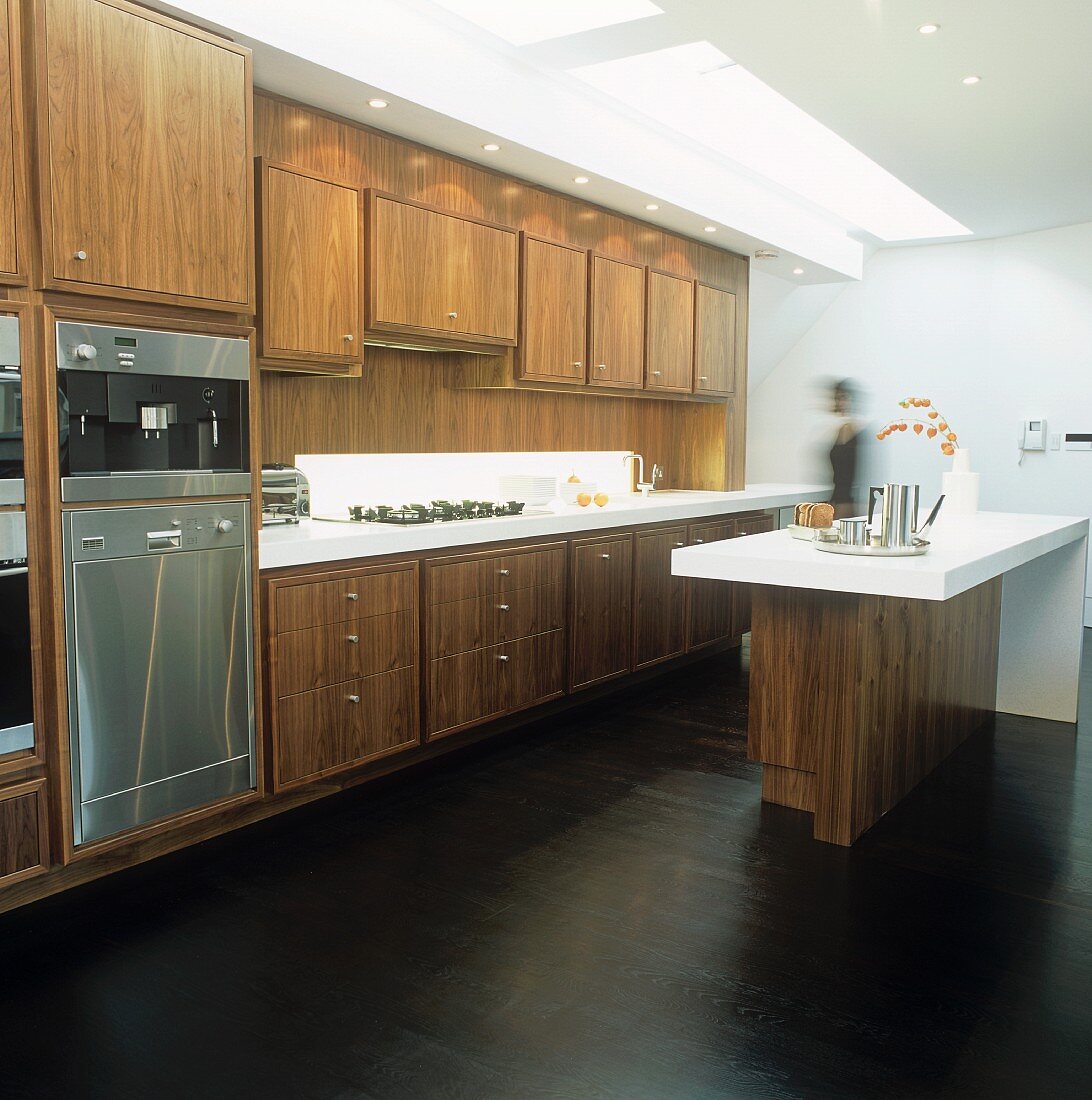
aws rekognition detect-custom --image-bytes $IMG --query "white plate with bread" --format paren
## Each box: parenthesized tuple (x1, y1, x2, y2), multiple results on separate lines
(790, 502, 835, 540)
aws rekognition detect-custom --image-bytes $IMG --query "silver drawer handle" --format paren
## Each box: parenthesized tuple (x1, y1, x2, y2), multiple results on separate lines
(73, 249, 88, 261)
(675, 541, 685, 547)
(448, 310, 458, 319)
(344, 333, 354, 342)
(699, 375, 709, 382)
(651, 370, 662, 377)
(497, 654, 510, 663)
(601, 553, 611, 560)
(346, 634, 359, 644)
(347, 694, 360, 704)
(573, 361, 582, 368)
(596, 363, 607, 371)
(498, 568, 510, 576)
(346, 592, 359, 601)
(497, 604, 510, 612)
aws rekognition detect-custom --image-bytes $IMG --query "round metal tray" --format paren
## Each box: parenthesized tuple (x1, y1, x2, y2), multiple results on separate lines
(813, 539, 930, 558)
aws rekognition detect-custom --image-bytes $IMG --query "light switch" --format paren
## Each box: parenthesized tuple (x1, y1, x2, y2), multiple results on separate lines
(1050, 433, 1062, 451)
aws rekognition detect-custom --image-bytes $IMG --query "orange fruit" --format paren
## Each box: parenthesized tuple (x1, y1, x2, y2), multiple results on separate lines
(947, 432, 957, 442)
(593, 492, 609, 508)
(927, 427, 938, 438)
(928, 410, 939, 419)
(941, 443, 955, 455)
(938, 421, 948, 431)
(913, 423, 924, 434)
(576, 492, 591, 507)
(875, 432, 885, 441)
(898, 422, 908, 431)
(567, 472, 581, 484)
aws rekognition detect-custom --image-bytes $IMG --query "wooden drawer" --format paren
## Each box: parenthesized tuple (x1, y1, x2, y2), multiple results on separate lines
(496, 547, 564, 593)
(274, 610, 416, 697)
(429, 582, 564, 658)
(428, 543, 565, 605)
(275, 665, 419, 789)
(0, 779, 49, 888)
(275, 565, 416, 632)
(428, 557, 495, 605)
(428, 628, 566, 739)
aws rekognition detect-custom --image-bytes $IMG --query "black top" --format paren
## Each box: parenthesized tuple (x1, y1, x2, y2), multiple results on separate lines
(829, 428, 859, 507)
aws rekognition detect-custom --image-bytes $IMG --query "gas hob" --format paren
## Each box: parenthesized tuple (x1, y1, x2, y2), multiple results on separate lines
(314, 500, 527, 526)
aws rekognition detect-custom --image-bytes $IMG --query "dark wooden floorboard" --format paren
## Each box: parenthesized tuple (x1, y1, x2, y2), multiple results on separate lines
(2, 633, 1091, 1099)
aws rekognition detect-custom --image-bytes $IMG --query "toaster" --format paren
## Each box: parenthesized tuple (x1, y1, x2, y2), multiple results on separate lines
(261, 464, 311, 525)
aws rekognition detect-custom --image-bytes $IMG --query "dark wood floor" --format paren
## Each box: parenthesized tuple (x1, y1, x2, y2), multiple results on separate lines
(2, 633, 1091, 1099)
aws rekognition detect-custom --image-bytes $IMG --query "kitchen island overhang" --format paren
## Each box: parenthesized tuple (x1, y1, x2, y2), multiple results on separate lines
(672, 513, 1089, 845)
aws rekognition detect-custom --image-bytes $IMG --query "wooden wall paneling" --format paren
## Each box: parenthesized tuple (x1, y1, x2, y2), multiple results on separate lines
(0, 0, 28, 285)
(253, 93, 749, 490)
(0, 776, 48, 885)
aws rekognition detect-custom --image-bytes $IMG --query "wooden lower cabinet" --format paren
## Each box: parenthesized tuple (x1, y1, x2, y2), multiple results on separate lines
(0, 779, 49, 888)
(686, 519, 735, 650)
(729, 513, 777, 637)
(634, 526, 688, 668)
(570, 534, 633, 690)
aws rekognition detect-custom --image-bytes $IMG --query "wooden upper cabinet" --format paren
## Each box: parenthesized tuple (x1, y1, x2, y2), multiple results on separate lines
(588, 253, 644, 389)
(517, 235, 587, 384)
(366, 192, 518, 351)
(645, 269, 695, 393)
(257, 160, 363, 374)
(36, 0, 253, 311)
(0, 0, 25, 284)
(694, 283, 737, 396)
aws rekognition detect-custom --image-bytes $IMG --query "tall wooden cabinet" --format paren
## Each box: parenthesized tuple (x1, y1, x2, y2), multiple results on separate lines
(570, 533, 633, 689)
(686, 520, 736, 649)
(694, 283, 738, 396)
(34, 0, 254, 310)
(517, 235, 587, 384)
(588, 253, 644, 389)
(634, 526, 689, 668)
(257, 160, 363, 374)
(645, 269, 694, 393)
(0, 0, 25, 284)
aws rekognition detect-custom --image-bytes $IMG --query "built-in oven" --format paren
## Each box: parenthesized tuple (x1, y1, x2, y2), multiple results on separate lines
(0, 512, 33, 757)
(0, 314, 25, 506)
(56, 320, 252, 503)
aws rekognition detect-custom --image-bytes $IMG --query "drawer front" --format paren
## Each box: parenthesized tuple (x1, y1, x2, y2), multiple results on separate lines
(0, 780, 48, 886)
(428, 647, 501, 738)
(496, 629, 565, 712)
(429, 557, 495, 605)
(275, 665, 419, 788)
(734, 513, 776, 537)
(276, 567, 416, 632)
(496, 547, 564, 593)
(430, 593, 493, 658)
(495, 582, 564, 644)
(274, 610, 416, 697)
(688, 520, 733, 547)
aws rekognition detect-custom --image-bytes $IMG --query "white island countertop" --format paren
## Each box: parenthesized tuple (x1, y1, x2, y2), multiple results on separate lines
(259, 483, 827, 571)
(672, 511, 1089, 602)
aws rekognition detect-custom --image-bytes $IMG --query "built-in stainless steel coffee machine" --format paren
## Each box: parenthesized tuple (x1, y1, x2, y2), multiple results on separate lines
(57, 321, 257, 846)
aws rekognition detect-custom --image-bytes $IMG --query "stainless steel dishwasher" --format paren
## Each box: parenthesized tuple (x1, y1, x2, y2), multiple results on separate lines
(63, 500, 255, 845)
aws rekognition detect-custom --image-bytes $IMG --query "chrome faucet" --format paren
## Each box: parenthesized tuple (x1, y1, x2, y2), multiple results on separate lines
(623, 454, 664, 497)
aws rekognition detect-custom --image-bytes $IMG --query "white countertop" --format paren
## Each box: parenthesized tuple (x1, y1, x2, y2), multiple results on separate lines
(259, 483, 827, 571)
(672, 512, 1089, 601)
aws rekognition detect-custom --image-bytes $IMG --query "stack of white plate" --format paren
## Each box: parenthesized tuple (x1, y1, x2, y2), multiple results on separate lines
(498, 475, 557, 509)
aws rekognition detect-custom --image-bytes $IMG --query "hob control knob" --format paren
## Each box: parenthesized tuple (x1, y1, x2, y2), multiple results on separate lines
(216, 519, 235, 534)
(75, 343, 98, 361)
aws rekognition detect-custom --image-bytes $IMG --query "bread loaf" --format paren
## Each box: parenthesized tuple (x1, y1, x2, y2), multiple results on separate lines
(794, 502, 835, 528)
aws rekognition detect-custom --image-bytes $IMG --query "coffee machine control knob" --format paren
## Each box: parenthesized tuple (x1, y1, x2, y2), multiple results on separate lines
(74, 343, 98, 361)
(216, 519, 235, 534)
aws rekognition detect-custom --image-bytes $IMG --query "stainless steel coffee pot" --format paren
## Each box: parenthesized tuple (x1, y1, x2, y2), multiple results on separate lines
(868, 483, 920, 548)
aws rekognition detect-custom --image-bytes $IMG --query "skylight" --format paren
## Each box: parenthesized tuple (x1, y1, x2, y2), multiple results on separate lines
(572, 41, 970, 242)
(428, 0, 664, 48)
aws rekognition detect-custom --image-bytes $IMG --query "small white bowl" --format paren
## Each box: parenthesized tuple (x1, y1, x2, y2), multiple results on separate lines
(560, 480, 598, 505)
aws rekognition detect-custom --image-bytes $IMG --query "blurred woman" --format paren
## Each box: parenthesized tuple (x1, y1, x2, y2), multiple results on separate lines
(828, 379, 862, 518)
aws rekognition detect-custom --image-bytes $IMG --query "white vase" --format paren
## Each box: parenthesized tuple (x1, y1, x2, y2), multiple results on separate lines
(941, 448, 980, 515)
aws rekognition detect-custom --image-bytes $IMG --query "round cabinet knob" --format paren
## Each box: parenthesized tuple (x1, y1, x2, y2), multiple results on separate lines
(346, 592, 359, 601)
(651, 370, 662, 377)
(73, 250, 88, 261)
(694, 538, 704, 544)
(343, 334, 354, 342)
(699, 375, 709, 383)
(497, 654, 510, 663)
(447, 311, 459, 319)
(498, 569, 510, 577)
(601, 553, 611, 560)
(675, 541, 685, 547)
(74, 343, 98, 361)
(497, 604, 510, 612)
(216, 519, 234, 534)
(597, 363, 607, 371)
(347, 694, 360, 704)
(346, 634, 359, 644)
(573, 361, 582, 368)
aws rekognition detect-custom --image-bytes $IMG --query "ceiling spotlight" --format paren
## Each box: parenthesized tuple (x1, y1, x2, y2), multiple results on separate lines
(367, 98, 388, 109)
(703, 225, 717, 233)
(644, 203, 660, 211)
(917, 23, 939, 35)
(573, 175, 590, 184)
(962, 75, 981, 85)
(481, 142, 501, 152)
(793, 267, 804, 275)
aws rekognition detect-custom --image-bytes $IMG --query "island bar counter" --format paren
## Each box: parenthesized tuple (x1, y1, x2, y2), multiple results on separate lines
(672, 513, 1089, 845)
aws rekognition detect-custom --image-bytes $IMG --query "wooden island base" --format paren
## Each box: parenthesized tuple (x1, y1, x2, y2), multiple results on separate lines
(749, 578, 1003, 845)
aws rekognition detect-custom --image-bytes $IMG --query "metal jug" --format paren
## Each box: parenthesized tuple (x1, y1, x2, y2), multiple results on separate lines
(868, 483, 920, 548)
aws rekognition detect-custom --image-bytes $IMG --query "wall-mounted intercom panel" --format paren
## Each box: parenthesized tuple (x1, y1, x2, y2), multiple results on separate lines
(1018, 418, 1047, 452)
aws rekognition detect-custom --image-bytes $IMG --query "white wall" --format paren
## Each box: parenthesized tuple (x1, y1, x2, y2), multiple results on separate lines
(748, 221, 1092, 623)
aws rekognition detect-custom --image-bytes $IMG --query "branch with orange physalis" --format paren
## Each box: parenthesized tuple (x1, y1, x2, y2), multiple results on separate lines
(875, 396, 960, 456)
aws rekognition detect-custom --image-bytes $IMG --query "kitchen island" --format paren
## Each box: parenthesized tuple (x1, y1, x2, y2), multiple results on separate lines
(672, 513, 1089, 845)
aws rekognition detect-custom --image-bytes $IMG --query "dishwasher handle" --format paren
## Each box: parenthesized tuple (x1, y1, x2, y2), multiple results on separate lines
(146, 531, 182, 551)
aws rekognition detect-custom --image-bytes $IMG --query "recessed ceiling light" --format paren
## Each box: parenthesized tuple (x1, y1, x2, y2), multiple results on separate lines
(573, 176, 590, 184)
(917, 23, 940, 35)
(793, 267, 804, 275)
(367, 98, 388, 109)
(962, 75, 981, 85)
(481, 142, 501, 152)
(703, 225, 717, 233)
(644, 203, 660, 211)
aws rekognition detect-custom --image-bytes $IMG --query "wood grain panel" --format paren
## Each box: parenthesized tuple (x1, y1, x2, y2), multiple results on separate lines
(496, 546, 565, 592)
(257, 160, 362, 369)
(275, 665, 419, 789)
(694, 283, 737, 397)
(37, 0, 253, 309)
(428, 556, 496, 605)
(428, 645, 499, 738)
(0, 778, 48, 885)
(497, 628, 565, 712)
(273, 610, 415, 697)
(274, 566, 416, 632)
(645, 269, 694, 393)
(761, 764, 817, 813)
(686, 519, 735, 651)
(0, 0, 24, 283)
(570, 534, 633, 690)
(495, 582, 564, 644)
(588, 253, 644, 389)
(634, 525, 688, 669)
(430, 582, 564, 658)
(517, 235, 587, 383)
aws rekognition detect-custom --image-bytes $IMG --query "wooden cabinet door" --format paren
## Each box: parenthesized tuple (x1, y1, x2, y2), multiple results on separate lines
(0, 779, 49, 887)
(0, 0, 25, 284)
(588, 253, 644, 389)
(634, 526, 688, 668)
(686, 520, 735, 650)
(517, 235, 587, 383)
(368, 193, 518, 348)
(258, 161, 363, 373)
(694, 283, 737, 396)
(570, 534, 633, 690)
(38, 0, 253, 310)
(730, 514, 776, 636)
(645, 269, 694, 392)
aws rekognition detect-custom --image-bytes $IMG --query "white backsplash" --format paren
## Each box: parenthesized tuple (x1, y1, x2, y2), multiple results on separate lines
(297, 451, 636, 517)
